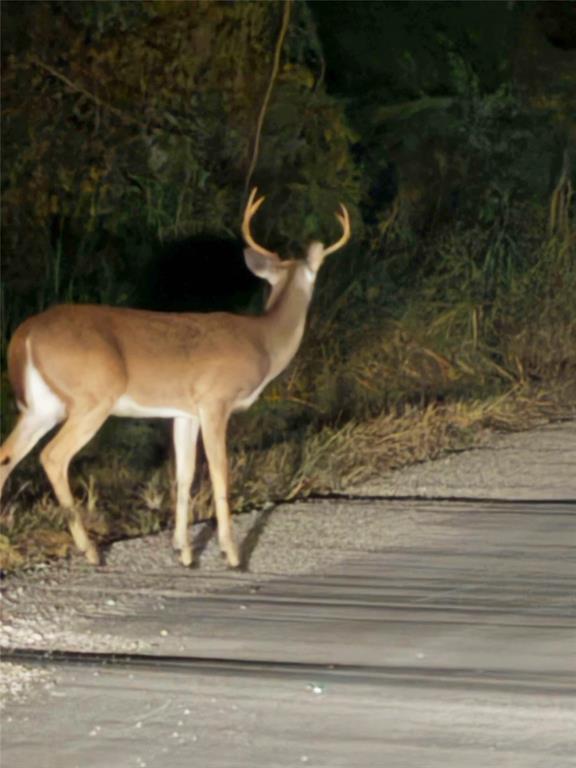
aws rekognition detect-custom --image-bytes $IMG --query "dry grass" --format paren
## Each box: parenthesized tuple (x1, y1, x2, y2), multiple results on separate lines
(231, 378, 575, 500)
(1, 376, 573, 572)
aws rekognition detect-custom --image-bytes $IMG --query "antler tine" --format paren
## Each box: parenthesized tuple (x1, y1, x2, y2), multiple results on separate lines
(242, 187, 277, 258)
(246, 186, 263, 213)
(323, 203, 351, 257)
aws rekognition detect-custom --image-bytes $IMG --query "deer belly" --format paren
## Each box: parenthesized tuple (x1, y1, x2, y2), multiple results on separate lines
(112, 395, 192, 419)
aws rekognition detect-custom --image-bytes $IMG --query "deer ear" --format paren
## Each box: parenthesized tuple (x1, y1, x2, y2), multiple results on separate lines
(244, 248, 285, 285)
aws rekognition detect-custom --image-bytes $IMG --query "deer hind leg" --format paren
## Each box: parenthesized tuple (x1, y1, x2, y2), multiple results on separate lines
(39, 400, 114, 565)
(172, 416, 200, 567)
(0, 410, 61, 499)
(199, 405, 240, 568)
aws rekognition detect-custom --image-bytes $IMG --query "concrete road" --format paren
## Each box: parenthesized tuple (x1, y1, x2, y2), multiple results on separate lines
(3, 652, 575, 768)
(3, 498, 575, 768)
(1, 422, 576, 767)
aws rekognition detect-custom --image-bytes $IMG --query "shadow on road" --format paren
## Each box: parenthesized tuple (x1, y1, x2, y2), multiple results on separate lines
(192, 518, 217, 566)
(239, 504, 276, 571)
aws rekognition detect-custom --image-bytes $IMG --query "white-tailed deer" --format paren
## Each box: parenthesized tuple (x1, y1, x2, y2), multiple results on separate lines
(0, 189, 350, 568)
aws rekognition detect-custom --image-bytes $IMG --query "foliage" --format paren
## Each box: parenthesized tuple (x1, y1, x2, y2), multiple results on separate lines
(1, 0, 360, 343)
(1, 1, 575, 569)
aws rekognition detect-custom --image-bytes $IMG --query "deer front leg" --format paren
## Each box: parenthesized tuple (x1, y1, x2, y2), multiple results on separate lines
(199, 405, 240, 568)
(172, 416, 200, 567)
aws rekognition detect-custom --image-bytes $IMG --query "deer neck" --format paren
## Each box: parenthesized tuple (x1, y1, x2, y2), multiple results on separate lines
(258, 265, 315, 379)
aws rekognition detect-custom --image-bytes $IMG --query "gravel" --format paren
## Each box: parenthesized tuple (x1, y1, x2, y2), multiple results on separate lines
(353, 420, 576, 500)
(0, 663, 50, 711)
(1, 500, 422, 650)
(2, 419, 574, 708)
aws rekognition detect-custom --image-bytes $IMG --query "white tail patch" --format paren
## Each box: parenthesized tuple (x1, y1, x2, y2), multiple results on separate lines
(24, 340, 66, 424)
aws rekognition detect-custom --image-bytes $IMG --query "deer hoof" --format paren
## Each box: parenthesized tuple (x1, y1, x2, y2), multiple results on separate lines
(226, 550, 240, 569)
(180, 547, 193, 567)
(85, 544, 101, 566)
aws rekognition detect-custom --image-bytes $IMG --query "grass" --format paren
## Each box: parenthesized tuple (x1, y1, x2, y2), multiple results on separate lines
(1, 375, 574, 572)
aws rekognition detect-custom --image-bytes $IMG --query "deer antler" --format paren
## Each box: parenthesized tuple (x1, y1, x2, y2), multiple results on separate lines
(322, 204, 351, 257)
(242, 187, 278, 258)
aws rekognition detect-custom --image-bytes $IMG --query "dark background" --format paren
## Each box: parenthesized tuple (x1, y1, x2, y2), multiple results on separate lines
(1, 0, 575, 566)
(1, 0, 575, 414)
(2, 1, 574, 319)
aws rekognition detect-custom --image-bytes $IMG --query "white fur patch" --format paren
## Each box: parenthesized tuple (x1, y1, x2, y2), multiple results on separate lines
(306, 241, 325, 275)
(112, 395, 192, 419)
(303, 265, 316, 284)
(24, 350, 66, 424)
(295, 263, 316, 296)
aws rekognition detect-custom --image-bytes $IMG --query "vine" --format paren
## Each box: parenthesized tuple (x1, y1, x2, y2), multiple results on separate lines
(243, 0, 293, 203)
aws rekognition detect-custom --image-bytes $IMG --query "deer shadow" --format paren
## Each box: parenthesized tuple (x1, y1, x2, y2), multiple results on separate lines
(238, 504, 276, 572)
(189, 504, 277, 572)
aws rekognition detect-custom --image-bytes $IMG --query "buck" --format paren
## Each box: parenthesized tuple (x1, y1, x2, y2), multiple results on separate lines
(0, 189, 350, 568)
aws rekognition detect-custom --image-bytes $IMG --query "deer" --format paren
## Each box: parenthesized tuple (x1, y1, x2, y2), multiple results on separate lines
(0, 189, 350, 569)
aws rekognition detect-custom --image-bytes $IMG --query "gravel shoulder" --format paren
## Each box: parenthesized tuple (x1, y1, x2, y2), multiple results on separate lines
(1, 419, 575, 709)
(352, 419, 576, 500)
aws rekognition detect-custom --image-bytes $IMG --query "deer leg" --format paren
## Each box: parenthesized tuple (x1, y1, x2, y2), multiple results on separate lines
(199, 405, 239, 568)
(39, 401, 113, 565)
(172, 416, 200, 567)
(0, 410, 61, 499)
